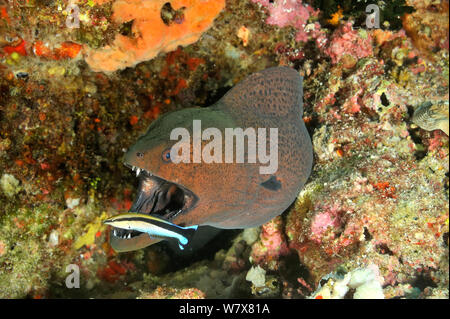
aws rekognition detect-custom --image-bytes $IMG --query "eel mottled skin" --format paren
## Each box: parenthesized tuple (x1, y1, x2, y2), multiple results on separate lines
(113, 67, 313, 251)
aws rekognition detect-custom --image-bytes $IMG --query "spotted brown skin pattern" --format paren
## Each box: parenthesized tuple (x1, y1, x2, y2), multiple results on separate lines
(113, 67, 313, 251)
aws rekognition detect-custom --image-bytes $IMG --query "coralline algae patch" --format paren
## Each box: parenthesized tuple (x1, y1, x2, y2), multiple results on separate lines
(323, 22, 373, 64)
(251, 0, 321, 43)
(250, 216, 289, 270)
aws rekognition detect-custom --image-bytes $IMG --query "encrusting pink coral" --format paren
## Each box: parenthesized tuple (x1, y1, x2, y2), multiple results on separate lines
(250, 216, 289, 270)
(309, 205, 343, 244)
(324, 22, 374, 64)
(84, 0, 225, 72)
(251, 0, 321, 42)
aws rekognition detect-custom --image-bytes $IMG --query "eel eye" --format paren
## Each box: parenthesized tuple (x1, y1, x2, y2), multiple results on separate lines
(162, 149, 171, 162)
(136, 152, 144, 158)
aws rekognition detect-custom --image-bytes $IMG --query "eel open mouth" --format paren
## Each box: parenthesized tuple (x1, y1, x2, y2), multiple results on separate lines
(110, 165, 198, 243)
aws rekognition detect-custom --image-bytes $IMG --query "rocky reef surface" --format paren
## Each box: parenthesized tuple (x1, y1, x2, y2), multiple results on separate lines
(0, 0, 448, 298)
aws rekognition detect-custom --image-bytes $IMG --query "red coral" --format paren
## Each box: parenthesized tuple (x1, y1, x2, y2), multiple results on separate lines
(32, 41, 82, 60)
(310, 207, 342, 244)
(3, 39, 27, 56)
(97, 260, 135, 283)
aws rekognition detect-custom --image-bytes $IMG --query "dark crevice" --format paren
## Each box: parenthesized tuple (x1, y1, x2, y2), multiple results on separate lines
(160, 3, 186, 26)
(380, 92, 390, 106)
(199, 84, 231, 108)
(363, 227, 373, 241)
(344, 288, 355, 299)
(407, 104, 428, 160)
(411, 272, 438, 291)
(376, 243, 394, 256)
(443, 232, 448, 248)
(119, 20, 134, 37)
(161, 228, 241, 271)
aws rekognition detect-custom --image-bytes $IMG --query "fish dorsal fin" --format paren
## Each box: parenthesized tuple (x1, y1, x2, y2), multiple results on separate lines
(216, 67, 303, 119)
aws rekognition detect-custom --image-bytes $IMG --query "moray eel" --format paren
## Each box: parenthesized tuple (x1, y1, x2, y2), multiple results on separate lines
(412, 100, 449, 136)
(111, 67, 313, 252)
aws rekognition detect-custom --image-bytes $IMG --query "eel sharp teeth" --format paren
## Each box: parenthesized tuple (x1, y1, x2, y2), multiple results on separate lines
(136, 168, 141, 177)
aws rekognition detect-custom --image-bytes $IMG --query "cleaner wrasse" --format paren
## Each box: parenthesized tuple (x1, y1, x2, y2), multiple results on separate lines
(104, 213, 198, 250)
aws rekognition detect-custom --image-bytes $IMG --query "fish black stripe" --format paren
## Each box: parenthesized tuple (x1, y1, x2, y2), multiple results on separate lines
(113, 217, 185, 234)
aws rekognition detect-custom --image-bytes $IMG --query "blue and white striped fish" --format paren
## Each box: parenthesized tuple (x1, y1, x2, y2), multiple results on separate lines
(103, 213, 198, 250)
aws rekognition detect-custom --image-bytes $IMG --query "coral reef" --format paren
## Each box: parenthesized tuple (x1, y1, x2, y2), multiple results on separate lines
(251, 0, 318, 42)
(309, 264, 385, 299)
(312, 0, 414, 30)
(250, 216, 289, 270)
(0, 0, 448, 299)
(251, 0, 327, 47)
(323, 22, 373, 64)
(83, 0, 225, 72)
(402, 0, 449, 59)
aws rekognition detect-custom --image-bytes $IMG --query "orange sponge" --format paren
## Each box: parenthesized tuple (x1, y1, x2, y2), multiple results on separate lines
(84, 0, 225, 72)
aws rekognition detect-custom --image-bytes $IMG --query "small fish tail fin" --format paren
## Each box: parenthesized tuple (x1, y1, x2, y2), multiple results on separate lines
(177, 225, 198, 249)
(182, 224, 199, 231)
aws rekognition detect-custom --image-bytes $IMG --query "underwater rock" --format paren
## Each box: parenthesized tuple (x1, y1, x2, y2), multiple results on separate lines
(66, 197, 81, 209)
(0, 173, 21, 198)
(246, 265, 266, 288)
(241, 227, 260, 246)
(251, 0, 318, 42)
(47, 230, 59, 247)
(246, 266, 281, 296)
(250, 216, 289, 271)
(310, 264, 384, 299)
(402, 0, 449, 60)
(324, 22, 373, 64)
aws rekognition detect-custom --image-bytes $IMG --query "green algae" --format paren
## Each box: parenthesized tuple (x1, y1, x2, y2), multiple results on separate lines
(0, 204, 63, 297)
(0, 173, 21, 198)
